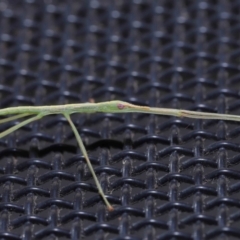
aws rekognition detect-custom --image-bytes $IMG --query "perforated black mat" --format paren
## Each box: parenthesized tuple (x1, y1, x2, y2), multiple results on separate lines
(1, 0, 240, 239)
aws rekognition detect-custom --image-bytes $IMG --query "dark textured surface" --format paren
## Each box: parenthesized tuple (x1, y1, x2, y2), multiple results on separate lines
(0, 0, 240, 239)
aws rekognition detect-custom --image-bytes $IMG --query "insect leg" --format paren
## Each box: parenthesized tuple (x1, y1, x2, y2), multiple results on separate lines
(64, 113, 113, 211)
(0, 114, 42, 139)
(0, 113, 34, 124)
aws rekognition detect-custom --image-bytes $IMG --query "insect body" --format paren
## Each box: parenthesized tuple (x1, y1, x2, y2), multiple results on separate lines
(1, 100, 240, 211)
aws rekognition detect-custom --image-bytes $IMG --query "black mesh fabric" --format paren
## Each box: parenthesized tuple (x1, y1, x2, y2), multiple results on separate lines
(1, 0, 240, 239)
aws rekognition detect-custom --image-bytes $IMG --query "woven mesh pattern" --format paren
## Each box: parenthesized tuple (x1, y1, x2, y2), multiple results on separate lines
(1, 0, 240, 239)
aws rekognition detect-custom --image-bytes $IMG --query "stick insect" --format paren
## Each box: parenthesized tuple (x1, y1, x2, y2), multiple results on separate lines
(0, 100, 240, 211)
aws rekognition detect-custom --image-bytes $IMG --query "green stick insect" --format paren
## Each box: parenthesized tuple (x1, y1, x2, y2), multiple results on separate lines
(0, 100, 240, 211)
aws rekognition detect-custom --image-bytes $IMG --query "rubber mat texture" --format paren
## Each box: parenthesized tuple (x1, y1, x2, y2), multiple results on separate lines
(0, 0, 240, 239)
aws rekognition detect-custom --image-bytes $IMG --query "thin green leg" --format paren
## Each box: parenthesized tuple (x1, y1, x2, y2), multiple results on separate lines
(0, 114, 42, 139)
(0, 113, 34, 124)
(64, 113, 113, 211)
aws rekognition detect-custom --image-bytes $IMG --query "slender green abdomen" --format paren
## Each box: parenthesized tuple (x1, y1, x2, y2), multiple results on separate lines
(0, 103, 99, 116)
(0, 106, 43, 115)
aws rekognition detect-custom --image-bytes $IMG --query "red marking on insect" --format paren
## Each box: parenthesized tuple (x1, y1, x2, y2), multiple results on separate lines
(117, 103, 125, 109)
